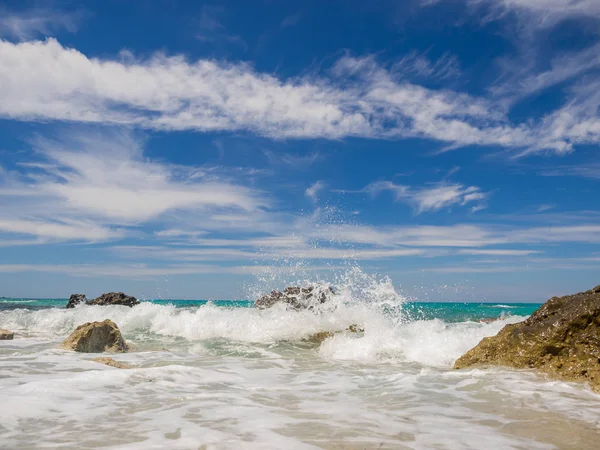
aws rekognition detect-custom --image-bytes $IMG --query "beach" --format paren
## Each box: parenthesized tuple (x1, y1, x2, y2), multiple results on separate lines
(1, 293, 599, 449)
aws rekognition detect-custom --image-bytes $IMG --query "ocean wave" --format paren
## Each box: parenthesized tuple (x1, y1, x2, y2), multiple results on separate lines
(0, 300, 525, 369)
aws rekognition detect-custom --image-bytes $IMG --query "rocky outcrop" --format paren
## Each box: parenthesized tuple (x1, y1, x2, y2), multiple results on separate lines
(91, 357, 132, 369)
(0, 329, 14, 340)
(255, 285, 335, 310)
(60, 320, 128, 353)
(66, 294, 87, 309)
(66, 292, 140, 308)
(454, 285, 600, 392)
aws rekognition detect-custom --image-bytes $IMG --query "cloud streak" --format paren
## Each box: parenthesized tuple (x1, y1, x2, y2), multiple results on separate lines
(0, 129, 268, 242)
(362, 181, 488, 213)
(0, 38, 586, 154)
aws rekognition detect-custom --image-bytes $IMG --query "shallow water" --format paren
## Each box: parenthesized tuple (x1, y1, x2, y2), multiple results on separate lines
(1, 293, 599, 449)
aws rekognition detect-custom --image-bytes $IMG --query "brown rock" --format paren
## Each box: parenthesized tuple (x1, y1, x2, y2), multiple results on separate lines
(91, 357, 132, 369)
(255, 285, 335, 310)
(454, 285, 600, 392)
(87, 292, 139, 307)
(0, 328, 14, 340)
(304, 331, 335, 343)
(60, 320, 128, 353)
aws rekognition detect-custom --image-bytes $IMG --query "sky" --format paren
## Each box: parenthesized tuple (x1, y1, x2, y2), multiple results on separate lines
(0, 0, 599, 302)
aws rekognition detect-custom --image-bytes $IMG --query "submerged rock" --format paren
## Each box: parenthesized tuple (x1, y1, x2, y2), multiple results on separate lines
(91, 357, 132, 369)
(304, 325, 364, 344)
(0, 329, 14, 340)
(305, 331, 335, 343)
(454, 285, 600, 392)
(66, 293, 87, 309)
(255, 285, 335, 310)
(87, 292, 139, 308)
(60, 320, 128, 353)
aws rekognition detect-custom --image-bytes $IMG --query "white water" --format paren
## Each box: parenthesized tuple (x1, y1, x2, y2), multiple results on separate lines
(1, 272, 599, 449)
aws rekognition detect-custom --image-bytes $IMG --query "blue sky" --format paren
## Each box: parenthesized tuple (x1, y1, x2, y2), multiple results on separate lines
(1, 0, 599, 302)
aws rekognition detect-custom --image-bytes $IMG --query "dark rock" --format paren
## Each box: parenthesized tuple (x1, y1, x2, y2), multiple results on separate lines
(255, 285, 335, 310)
(87, 292, 139, 307)
(454, 285, 600, 392)
(60, 320, 128, 353)
(0, 329, 14, 340)
(66, 293, 87, 309)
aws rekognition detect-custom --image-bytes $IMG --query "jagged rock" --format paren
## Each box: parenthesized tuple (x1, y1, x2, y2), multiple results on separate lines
(91, 357, 132, 369)
(87, 292, 139, 307)
(305, 331, 335, 343)
(66, 294, 87, 309)
(255, 285, 335, 310)
(0, 329, 14, 340)
(60, 320, 128, 353)
(454, 285, 600, 392)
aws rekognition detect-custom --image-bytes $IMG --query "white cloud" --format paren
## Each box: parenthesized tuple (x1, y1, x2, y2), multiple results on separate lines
(424, 0, 600, 27)
(0, 129, 268, 242)
(486, 0, 600, 24)
(112, 244, 425, 261)
(0, 219, 123, 242)
(0, 38, 579, 154)
(457, 249, 540, 256)
(393, 51, 461, 81)
(363, 181, 488, 213)
(0, 263, 345, 278)
(313, 223, 600, 248)
(0, 8, 82, 40)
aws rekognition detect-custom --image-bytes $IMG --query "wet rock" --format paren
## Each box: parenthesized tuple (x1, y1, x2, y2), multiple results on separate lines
(60, 320, 128, 353)
(305, 331, 335, 343)
(255, 285, 335, 310)
(347, 324, 364, 333)
(87, 292, 139, 307)
(66, 293, 87, 309)
(0, 329, 14, 340)
(454, 285, 600, 392)
(91, 357, 132, 369)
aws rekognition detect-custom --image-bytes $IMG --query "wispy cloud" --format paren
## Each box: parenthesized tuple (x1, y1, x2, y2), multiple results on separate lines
(0, 8, 82, 40)
(0, 38, 584, 154)
(280, 12, 304, 28)
(263, 150, 322, 167)
(0, 129, 268, 242)
(535, 204, 555, 212)
(423, 0, 600, 28)
(540, 162, 600, 179)
(362, 181, 488, 213)
(194, 5, 248, 51)
(394, 51, 461, 81)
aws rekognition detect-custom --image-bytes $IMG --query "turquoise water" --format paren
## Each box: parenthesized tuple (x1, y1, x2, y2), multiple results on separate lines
(0, 297, 541, 322)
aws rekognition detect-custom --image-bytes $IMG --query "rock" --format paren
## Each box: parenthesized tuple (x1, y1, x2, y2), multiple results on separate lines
(91, 357, 132, 369)
(304, 331, 335, 343)
(66, 293, 87, 309)
(454, 285, 600, 392)
(87, 292, 139, 307)
(347, 324, 364, 333)
(0, 329, 14, 340)
(60, 320, 128, 353)
(255, 285, 335, 310)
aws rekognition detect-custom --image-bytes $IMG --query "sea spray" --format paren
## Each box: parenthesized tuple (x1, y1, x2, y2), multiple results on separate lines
(0, 268, 527, 368)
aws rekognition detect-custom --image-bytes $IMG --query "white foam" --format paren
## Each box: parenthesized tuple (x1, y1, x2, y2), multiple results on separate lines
(0, 292, 523, 369)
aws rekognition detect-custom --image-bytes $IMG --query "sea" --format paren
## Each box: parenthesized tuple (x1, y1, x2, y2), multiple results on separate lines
(1, 272, 599, 449)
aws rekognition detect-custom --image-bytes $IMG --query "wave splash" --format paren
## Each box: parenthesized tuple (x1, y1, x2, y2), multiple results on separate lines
(0, 268, 524, 368)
